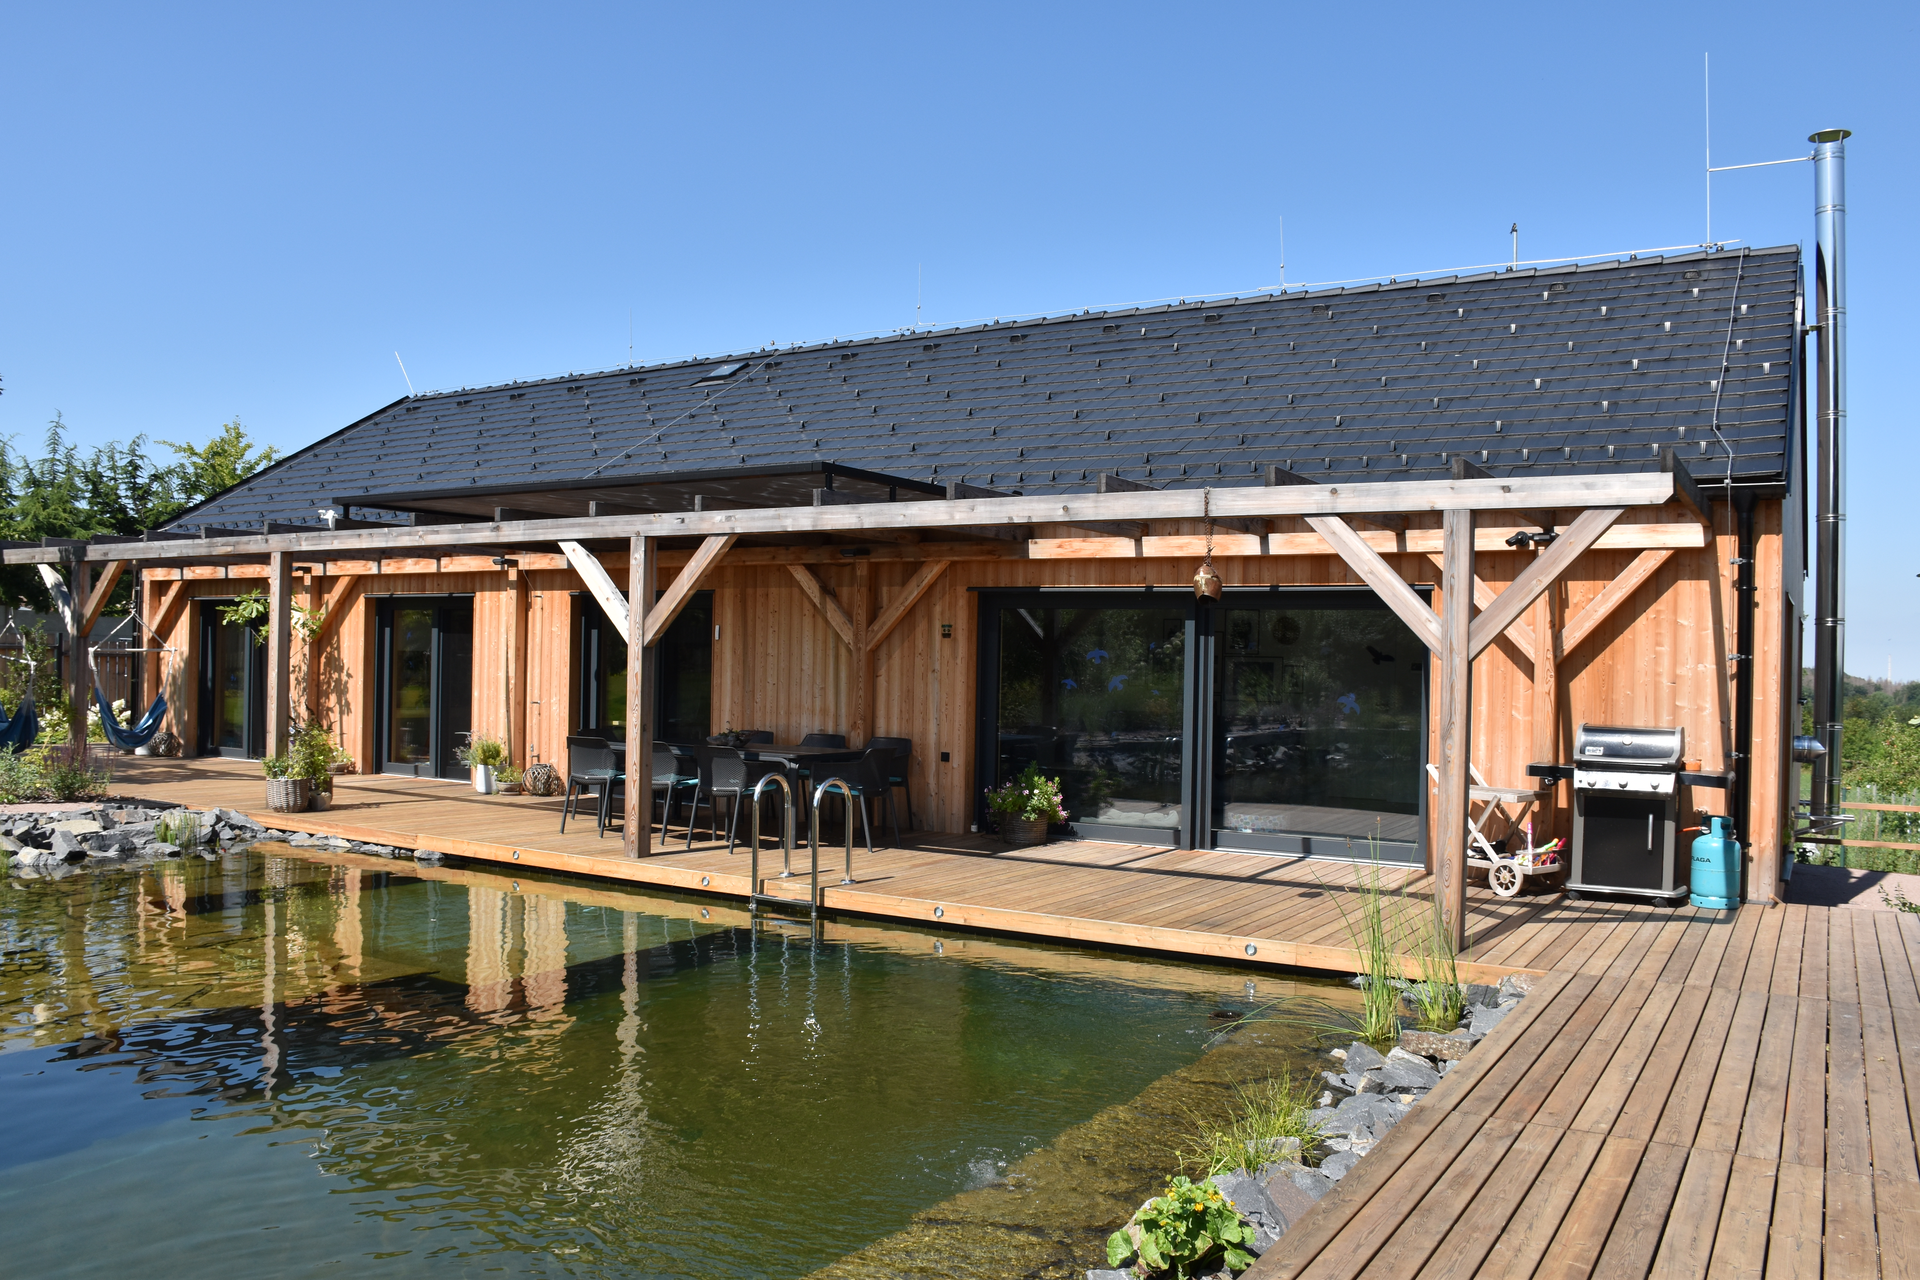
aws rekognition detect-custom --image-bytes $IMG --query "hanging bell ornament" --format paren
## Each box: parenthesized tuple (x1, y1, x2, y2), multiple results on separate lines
(1193, 560, 1223, 599)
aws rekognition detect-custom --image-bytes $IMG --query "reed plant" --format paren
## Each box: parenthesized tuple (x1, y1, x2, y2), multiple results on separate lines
(1405, 902, 1466, 1032)
(1180, 1072, 1325, 1178)
(154, 809, 201, 847)
(1327, 842, 1404, 1046)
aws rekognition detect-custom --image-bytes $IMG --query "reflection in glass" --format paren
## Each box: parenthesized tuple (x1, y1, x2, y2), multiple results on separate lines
(213, 622, 250, 751)
(583, 594, 711, 743)
(996, 607, 1186, 831)
(387, 608, 433, 765)
(1212, 604, 1424, 852)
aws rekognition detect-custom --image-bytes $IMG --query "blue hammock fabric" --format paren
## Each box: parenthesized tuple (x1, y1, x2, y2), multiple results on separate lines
(95, 688, 166, 751)
(0, 693, 38, 754)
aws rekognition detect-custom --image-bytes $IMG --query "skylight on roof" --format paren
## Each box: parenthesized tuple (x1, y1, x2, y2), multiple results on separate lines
(695, 361, 748, 384)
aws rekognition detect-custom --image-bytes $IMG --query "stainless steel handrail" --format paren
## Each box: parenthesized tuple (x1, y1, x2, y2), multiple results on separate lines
(810, 778, 858, 909)
(748, 772, 796, 912)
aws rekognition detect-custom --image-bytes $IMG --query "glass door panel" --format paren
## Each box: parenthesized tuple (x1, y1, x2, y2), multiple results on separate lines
(993, 604, 1188, 842)
(198, 603, 265, 758)
(1210, 598, 1425, 862)
(378, 599, 475, 779)
(386, 608, 435, 770)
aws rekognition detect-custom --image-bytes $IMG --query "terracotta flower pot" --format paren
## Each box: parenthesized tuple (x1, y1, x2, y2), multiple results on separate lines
(1001, 817, 1050, 847)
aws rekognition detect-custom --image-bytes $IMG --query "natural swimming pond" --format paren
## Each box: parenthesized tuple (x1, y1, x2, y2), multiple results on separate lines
(1, 844, 1350, 1279)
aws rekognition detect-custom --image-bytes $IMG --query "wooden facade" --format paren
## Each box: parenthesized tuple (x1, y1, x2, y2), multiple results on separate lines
(121, 483, 1794, 904)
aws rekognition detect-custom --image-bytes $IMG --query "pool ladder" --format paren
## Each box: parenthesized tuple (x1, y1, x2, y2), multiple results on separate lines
(748, 774, 857, 923)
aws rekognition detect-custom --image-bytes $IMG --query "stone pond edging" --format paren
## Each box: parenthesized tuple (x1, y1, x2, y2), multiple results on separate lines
(4, 801, 443, 877)
(1088, 974, 1537, 1280)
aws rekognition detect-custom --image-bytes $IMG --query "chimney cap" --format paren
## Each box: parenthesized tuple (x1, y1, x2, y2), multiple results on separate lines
(1808, 128, 1853, 143)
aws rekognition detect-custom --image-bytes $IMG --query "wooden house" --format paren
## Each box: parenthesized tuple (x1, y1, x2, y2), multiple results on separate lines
(12, 245, 1806, 929)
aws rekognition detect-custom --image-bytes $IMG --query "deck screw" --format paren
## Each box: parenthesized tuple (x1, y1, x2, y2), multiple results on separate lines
(934, 906, 945, 919)
(1245, 943, 1258, 957)
(701, 876, 710, 886)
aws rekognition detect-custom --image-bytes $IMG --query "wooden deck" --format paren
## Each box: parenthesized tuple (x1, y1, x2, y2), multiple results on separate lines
(1246, 901, 1920, 1280)
(102, 756, 1919, 1274)
(121, 755, 1643, 982)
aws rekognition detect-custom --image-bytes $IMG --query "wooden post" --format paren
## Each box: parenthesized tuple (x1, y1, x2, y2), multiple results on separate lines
(506, 567, 527, 767)
(1435, 509, 1473, 951)
(624, 536, 656, 859)
(849, 561, 873, 746)
(66, 560, 91, 751)
(1530, 583, 1565, 841)
(266, 551, 292, 757)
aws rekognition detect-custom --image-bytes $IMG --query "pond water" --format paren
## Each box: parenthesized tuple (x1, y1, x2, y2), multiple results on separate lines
(0, 844, 1346, 1279)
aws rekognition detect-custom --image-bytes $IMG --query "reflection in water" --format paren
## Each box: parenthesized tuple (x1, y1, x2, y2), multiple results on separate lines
(1, 846, 1337, 1279)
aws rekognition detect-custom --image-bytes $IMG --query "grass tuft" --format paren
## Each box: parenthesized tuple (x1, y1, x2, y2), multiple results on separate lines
(1180, 1072, 1325, 1177)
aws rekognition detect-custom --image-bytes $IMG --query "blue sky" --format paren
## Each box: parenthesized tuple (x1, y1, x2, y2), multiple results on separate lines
(2, 2, 1913, 672)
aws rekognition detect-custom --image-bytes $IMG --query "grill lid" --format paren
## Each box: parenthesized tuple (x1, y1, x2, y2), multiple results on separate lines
(1574, 723, 1684, 769)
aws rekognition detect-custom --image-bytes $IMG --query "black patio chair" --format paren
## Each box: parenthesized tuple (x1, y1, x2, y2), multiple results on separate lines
(562, 735, 622, 837)
(652, 745, 700, 840)
(684, 745, 784, 854)
(799, 732, 847, 749)
(814, 745, 900, 856)
(865, 736, 914, 831)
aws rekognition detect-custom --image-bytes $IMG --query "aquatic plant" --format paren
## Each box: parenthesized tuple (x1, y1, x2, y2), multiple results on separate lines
(1321, 842, 1404, 1045)
(1405, 900, 1466, 1032)
(154, 809, 201, 846)
(1181, 1072, 1324, 1178)
(1106, 1176, 1257, 1278)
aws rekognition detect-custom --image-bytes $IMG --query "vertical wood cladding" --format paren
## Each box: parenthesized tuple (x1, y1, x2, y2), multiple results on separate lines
(135, 499, 1786, 878)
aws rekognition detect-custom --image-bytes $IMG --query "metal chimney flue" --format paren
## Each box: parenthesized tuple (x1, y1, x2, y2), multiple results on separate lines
(1809, 128, 1851, 834)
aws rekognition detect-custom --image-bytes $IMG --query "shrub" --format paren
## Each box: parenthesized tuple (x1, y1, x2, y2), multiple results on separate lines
(0, 745, 112, 803)
(456, 735, 509, 769)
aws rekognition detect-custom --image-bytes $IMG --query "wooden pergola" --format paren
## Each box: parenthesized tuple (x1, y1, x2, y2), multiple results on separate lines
(8, 462, 1719, 947)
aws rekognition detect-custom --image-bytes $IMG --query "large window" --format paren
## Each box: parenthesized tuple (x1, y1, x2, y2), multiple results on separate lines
(578, 592, 712, 744)
(977, 588, 1426, 861)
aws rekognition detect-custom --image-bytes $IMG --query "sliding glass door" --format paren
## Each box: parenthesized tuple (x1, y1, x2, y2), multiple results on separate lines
(1205, 593, 1427, 863)
(376, 597, 473, 778)
(979, 595, 1194, 845)
(976, 587, 1427, 861)
(197, 602, 265, 758)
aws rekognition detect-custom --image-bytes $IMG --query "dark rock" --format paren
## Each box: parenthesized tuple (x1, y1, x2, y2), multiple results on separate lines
(1464, 983, 1502, 1008)
(1256, 1164, 1322, 1229)
(1322, 1070, 1357, 1095)
(1320, 1150, 1362, 1179)
(1208, 1169, 1286, 1252)
(1469, 1005, 1512, 1037)
(1498, 973, 1538, 998)
(149, 843, 182, 858)
(1344, 1041, 1388, 1072)
(1262, 1161, 1336, 1203)
(1397, 1028, 1480, 1060)
(1379, 1060, 1440, 1091)
(50, 829, 89, 858)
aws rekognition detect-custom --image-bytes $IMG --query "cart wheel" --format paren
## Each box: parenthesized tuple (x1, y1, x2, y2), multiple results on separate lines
(1489, 862, 1523, 898)
(1565, 889, 1582, 901)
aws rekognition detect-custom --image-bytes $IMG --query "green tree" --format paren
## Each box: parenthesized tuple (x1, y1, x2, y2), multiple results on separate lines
(161, 418, 279, 507)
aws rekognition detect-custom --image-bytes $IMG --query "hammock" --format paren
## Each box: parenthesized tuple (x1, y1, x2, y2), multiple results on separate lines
(95, 686, 166, 751)
(0, 692, 38, 754)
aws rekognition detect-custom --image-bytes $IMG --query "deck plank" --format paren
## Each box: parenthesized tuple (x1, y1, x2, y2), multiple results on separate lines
(1705, 1153, 1778, 1279)
(1532, 1136, 1652, 1280)
(1410, 1121, 1566, 1280)
(1647, 1145, 1735, 1279)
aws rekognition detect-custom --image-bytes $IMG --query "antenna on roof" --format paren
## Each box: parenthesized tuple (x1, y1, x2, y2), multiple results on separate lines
(917, 264, 923, 330)
(393, 351, 415, 397)
(1704, 52, 1712, 244)
(629, 308, 634, 368)
(1510, 223, 1519, 269)
(1278, 217, 1287, 291)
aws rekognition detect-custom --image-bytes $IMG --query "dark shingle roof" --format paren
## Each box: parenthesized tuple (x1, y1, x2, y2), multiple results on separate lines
(171, 245, 1800, 531)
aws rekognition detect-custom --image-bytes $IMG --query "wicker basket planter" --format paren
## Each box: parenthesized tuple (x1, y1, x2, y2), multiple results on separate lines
(265, 779, 310, 813)
(524, 763, 562, 796)
(1000, 817, 1050, 847)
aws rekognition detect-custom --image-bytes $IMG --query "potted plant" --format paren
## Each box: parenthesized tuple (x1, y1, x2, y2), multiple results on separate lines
(290, 723, 339, 811)
(457, 736, 509, 794)
(984, 763, 1068, 847)
(496, 763, 525, 795)
(263, 755, 310, 812)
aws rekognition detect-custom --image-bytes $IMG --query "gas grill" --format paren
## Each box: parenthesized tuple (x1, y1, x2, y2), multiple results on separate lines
(1567, 724, 1690, 901)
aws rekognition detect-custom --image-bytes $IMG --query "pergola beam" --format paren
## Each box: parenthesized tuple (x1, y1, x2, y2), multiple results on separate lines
(19, 473, 1688, 566)
(1305, 516, 1442, 653)
(1466, 507, 1624, 660)
(643, 535, 736, 647)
